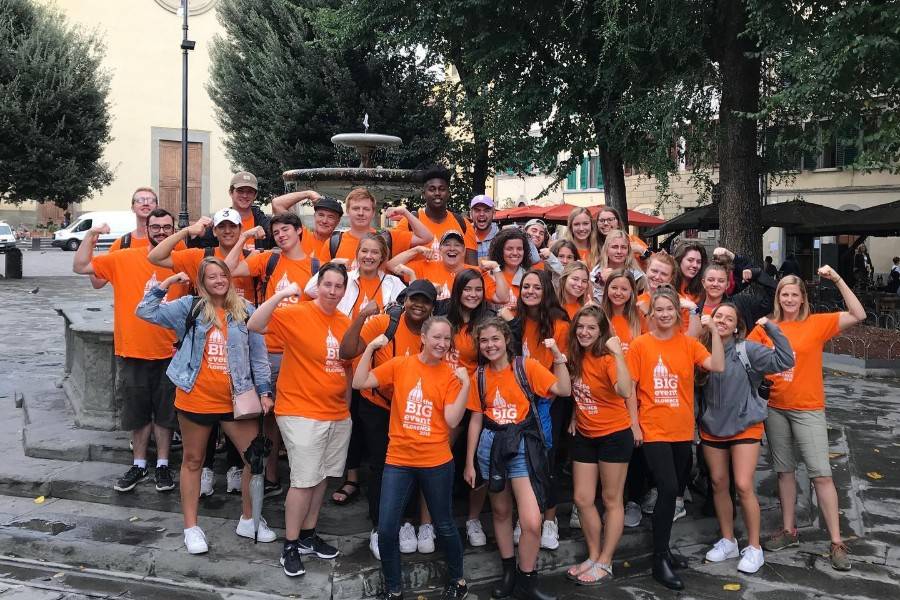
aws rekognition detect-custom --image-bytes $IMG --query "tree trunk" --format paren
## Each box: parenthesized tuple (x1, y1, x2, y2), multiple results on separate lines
(598, 142, 628, 228)
(471, 134, 489, 196)
(715, 0, 763, 265)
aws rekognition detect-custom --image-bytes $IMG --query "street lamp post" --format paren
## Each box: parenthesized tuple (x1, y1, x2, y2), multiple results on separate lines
(179, 0, 195, 229)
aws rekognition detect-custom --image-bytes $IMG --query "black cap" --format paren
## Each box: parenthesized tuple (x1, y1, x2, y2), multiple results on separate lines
(399, 279, 437, 303)
(314, 196, 344, 217)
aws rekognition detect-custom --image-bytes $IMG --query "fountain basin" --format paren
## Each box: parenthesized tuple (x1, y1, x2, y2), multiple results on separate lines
(282, 167, 422, 206)
(331, 133, 402, 168)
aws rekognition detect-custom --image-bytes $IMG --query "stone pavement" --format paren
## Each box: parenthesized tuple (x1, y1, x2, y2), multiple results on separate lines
(2, 271, 900, 599)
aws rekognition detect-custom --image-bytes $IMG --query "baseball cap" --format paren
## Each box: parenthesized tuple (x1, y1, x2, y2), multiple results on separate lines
(213, 208, 242, 227)
(230, 171, 258, 190)
(314, 196, 344, 217)
(399, 279, 437, 303)
(470, 194, 494, 209)
(524, 218, 547, 230)
(440, 230, 465, 245)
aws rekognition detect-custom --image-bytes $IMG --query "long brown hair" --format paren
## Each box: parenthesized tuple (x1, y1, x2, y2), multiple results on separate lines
(568, 305, 614, 380)
(516, 268, 569, 340)
(674, 242, 708, 298)
(196, 257, 249, 328)
(600, 269, 643, 339)
(773, 275, 810, 321)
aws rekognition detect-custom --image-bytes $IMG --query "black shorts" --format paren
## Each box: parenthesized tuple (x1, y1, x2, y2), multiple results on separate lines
(701, 438, 761, 450)
(178, 409, 235, 427)
(571, 428, 634, 464)
(116, 357, 177, 431)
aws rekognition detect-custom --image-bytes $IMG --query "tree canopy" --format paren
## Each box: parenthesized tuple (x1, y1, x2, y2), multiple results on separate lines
(207, 0, 451, 201)
(0, 0, 112, 207)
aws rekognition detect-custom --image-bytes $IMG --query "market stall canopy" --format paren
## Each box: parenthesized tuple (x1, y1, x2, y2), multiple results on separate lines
(494, 203, 664, 227)
(793, 199, 900, 236)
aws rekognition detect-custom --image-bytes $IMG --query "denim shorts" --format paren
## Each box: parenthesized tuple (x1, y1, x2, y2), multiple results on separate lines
(477, 429, 529, 480)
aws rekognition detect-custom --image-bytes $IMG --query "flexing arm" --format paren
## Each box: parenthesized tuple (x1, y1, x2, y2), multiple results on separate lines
(819, 265, 866, 330)
(351, 335, 388, 389)
(700, 316, 725, 372)
(545, 339, 572, 396)
(480, 260, 510, 304)
(226, 226, 265, 276)
(607, 337, 632, 398)
(339, 301, 380, 360)
(748, 317, 795, 374)
(247, 282, 298, 334)
(148, 217, 211, 269)
(444, 368, 471, 428)
(384, 206, 433, 248)
(271, 190, 321, 215)
(72, 224, 108, 275)
(135, 273, 193, 331)
(384, 245, 430, 273)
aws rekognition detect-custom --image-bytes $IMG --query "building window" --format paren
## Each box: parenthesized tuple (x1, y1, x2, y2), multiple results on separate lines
(566, 169, 577, 190)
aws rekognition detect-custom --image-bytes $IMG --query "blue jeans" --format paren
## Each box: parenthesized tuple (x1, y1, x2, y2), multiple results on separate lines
(378, 461, 464, 594)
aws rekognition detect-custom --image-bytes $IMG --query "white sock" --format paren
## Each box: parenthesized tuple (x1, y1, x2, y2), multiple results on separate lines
(134, 459, 147, 469)
(156, 459, 169, 468)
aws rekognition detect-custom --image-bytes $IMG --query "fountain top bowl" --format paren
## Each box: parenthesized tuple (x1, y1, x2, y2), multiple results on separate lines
(331, 133, 402, 149)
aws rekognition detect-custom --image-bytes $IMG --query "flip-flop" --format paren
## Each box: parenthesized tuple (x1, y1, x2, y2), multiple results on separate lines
(566, 559, 594, 581)
(577, 561, 613, 586)
(331, 480, 360, 505)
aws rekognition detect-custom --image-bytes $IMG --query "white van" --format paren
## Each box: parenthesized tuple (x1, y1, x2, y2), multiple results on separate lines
(53, 211, 136, 251)
(0, 221, 17, 253)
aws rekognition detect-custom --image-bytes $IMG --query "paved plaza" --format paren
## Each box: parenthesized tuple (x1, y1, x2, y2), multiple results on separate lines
(0, 252, 899, 598)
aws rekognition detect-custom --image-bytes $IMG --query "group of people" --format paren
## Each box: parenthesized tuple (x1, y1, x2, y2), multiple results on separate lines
(71, 166, 866, 600)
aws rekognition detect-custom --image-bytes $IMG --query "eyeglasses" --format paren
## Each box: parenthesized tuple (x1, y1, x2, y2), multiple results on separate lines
(133, 197, 157, 205)
(148, 225, 174, 233)
(597, 217, 617, 224)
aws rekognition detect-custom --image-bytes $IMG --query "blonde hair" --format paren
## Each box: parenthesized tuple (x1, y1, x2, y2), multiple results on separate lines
(600, 269, 643, 340)
(599, 229, 638, 271)
(131, 186, 158, 203)
(557, 260, 592, 307)
(196, 257, 249, 328)
(562, 207, 599, 267)
(649, 285, 682, 328)
(773, 275, 810, 321)
(648, 252, 677, 284)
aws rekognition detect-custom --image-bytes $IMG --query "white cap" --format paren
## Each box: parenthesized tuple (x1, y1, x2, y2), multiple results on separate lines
(213, 208, 241, 227)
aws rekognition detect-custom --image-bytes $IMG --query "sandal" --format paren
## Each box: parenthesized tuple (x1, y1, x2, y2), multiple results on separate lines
(577, 561, 613, 586)
(566, 559, 594, 581)
(331, 480, 360, 505)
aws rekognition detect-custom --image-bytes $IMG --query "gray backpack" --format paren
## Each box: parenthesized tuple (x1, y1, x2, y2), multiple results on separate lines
(701, 342, 769, 438)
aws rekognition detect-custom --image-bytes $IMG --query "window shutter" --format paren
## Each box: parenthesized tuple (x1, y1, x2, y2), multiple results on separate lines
(580, 156, 589, 189)
(566, 169, 577, 190)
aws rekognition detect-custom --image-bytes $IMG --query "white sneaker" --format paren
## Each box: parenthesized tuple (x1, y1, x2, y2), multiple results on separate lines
(199, 468, 215, 497)
(641, 488, 658, 514)
(466, 518, 487, 547)
(398, 522, 417, 554)
(705, 537, 740, 562)
(235, 515, 277, 543)
(369, 530, 381, 560)
(540, 518, 560, 550)
(569, 506, 581, 530)
(624, 501, 642, 527)
(226, 466, 242, 494)
(417, 523, 436, 554)
(673, 498, 687, 522)
(512, 520, 522, 546)
(737, 545, 765, 573)
(184, 526, 208, 554)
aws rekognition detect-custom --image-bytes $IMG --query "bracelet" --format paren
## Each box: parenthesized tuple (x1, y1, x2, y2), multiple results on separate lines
(553, 356, 568, 365)
(492, 267, 501, 274)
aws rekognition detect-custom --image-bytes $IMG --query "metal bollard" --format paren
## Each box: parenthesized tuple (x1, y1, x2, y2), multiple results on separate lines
(5, 247, 23, 279)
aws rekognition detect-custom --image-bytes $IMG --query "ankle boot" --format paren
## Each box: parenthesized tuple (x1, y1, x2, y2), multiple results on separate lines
(491, 557, 515, 598)
(667, 548, 689, 569)
(512, 566, 557, 600)
(652, 553, 684, 591)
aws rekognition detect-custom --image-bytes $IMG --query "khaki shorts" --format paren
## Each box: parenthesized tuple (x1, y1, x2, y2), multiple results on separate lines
(277, 415, 352, 488)
(765, 407, 831, 478)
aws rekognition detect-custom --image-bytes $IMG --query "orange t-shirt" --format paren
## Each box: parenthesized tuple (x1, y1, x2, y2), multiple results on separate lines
(92, 247, 188, 359)
(466, 358, 557, 424)
(746, 312, 841, 411)
(409, 261, 497, 302)
(108, 234, 187, 253)
(174, 309, 232, 414)
(394, 209, 476, 261)
(700, 422, 764, 443)
(372, 355, 462, 468)
(244, 251, 313, 353)
(522, 317, 570, 370)
(609, 313, 648, 354)
(626, 332, 710, 442)
(301, 227, 328, 258)
(170, 247, 257, 304)
(448, 326, 478, 374)
(345, 273, 389, 318)
(267, 301, 351, 420)
(637, 292, 693, 334)
(326, 229, 413, 263)
(563, 300, 583, 321)
(572, 353, 631, 438)
(359, 314, 423, 409)
(241, 215, 257, 249)
(679, 282, 702, 304)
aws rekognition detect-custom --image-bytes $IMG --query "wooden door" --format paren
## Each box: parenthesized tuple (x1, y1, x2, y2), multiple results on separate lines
(158, 140, 202, 222)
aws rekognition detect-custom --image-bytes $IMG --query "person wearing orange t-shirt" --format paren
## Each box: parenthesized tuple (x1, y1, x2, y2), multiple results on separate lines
(673, 243, 708, 304)
(463, 316, 570, 599)
(625, 286, 723, 591)
(565, 306, 635, 585)
(590, 229, 646, 303)
(636, 253, 701, 337)
(73, 208, 188, 496)
(353, 317, 470, 599)
(557, 261, 592, 320)
(272, 190, 345, 259)
(339, 280, 438, 557)
(189, 172, 276, 252)
(561, 207, 597, 269)
(248, 264, 352, 576)
(746, 267, 864, 572)
(488, 227, 533, 312)
(136, 256, 276, 555)
(696, 304, 793, 575)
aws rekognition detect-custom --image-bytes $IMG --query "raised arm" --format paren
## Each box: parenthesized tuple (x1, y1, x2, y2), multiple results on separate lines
(135, 273, 193, 331)
(479, 260, 510, 304)
(226, 226, 266, 275)
(271, 190, 321, 215)
(384, 245, 430, 273)
(699, 315, 725, 372)
(444, 368, 471, 428)
(72, 223, 108, 275)
(247, 281, 298, 334)
(339, 301, 380, 360)
(747, 317, 795, 374)
(606, 336, 632, 398)
(818, 265, 866, 330)
(545, 339, 572, 396)
(148, 217, 211, 269)
(384, 206, 433, 248)
(351, 334, 389, 389)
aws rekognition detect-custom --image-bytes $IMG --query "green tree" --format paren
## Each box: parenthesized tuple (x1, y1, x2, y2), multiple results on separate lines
(207, 0, 450, 201)
(0, 0, 112, 207)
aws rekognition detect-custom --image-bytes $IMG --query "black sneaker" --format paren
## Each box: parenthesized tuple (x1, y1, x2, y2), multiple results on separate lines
(440, 580, 468, 600)
(280, 543, 305, 577)
(264, 479, 283, 498)
(298, 534, 339, 559)
(114, 465, 148, 492)
(155, 465, 176, 492)
(377, 592, 402, 600)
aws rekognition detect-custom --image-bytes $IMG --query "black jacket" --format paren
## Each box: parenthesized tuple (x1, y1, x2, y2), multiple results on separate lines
(483, 411, 552, 512)
(700, 257, 777, 330)
(188, 205, 274, 250)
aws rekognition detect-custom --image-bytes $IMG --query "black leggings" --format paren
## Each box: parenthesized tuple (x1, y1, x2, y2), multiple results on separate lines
(626, 446, 652, 502)
(346, 392, 367, 471)
(643, 441, 693, 555)
(546, 395, 573, 509)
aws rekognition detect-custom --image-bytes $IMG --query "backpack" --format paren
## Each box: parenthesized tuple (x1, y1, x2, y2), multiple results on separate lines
(477, 356, 553, 448)
(328, 229, 394, 260)
(257, 251, 322, 304)
(174, 297, 204, 351)
(194, 247, 254, 299)
(119, 232, 132, 249)
(371, 303, 405, 406)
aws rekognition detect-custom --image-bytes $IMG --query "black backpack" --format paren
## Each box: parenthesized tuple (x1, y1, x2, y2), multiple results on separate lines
(257, 252, 322, 303)
(371, 303, 404, 405)
(328, 229, 395, 259)
(119, 232, 132, 249)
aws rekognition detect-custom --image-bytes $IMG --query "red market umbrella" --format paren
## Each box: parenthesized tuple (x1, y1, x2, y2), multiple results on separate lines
(495, 203, 664, 228)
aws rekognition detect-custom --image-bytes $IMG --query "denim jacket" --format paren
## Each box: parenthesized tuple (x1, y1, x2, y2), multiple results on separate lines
(136, 287, 272, 396)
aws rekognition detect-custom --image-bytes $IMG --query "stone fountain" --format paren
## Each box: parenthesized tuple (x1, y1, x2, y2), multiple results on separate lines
(281, 115, 422, 206)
